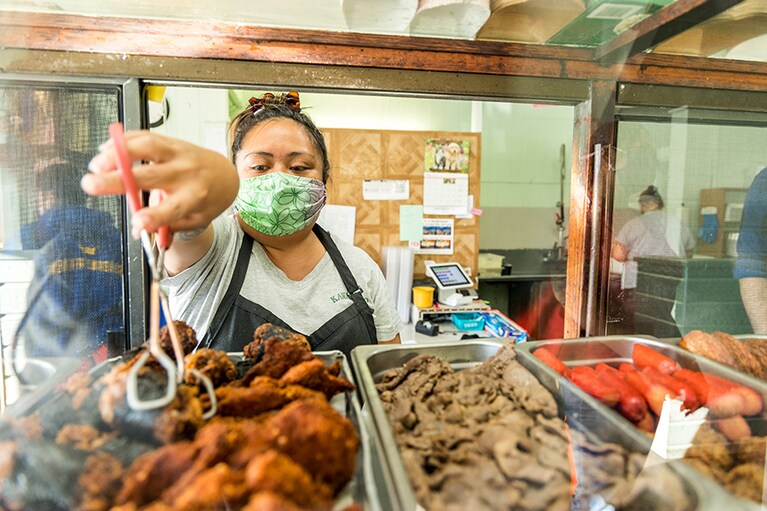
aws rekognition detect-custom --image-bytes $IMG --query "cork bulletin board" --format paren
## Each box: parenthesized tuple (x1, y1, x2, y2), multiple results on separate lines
(321, 128, 481, 279)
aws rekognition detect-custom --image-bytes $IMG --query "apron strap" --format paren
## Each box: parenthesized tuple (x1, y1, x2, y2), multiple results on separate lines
(199, 233, 253, 349)
(312, 224, 378, 343)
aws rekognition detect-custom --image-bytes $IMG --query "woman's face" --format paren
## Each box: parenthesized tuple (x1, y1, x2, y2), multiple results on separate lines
(235, 118, 323, 182)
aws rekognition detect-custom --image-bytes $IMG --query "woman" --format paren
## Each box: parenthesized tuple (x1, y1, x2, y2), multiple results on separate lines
(84, 93, 402, 354)
(611, 185, 694, 336)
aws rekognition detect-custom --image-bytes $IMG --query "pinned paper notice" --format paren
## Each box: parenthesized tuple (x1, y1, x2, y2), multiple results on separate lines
(317, 204, 356, 245)
(363, 180, 409, 200)
(399, 205, 424, 241)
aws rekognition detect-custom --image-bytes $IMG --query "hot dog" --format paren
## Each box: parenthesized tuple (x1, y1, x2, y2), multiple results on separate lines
(632, 344, 678, 375)
(567, 366, 620, 407)
(642, 367, 700, 412)
(533, 348, 569, 376)
(701, 373, 763, 416)
(620, 364, 672, 416)
(712, 414, 751, 442)
(674, 369, 744, 417)
(595, 363, 648, 422)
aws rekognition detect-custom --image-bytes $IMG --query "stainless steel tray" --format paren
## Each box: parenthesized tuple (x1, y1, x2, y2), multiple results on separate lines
(351, 341, 745, 511)
(5, 356, 82, 417)
(516, 336, 767, 510)
(2, 350, 378, 511)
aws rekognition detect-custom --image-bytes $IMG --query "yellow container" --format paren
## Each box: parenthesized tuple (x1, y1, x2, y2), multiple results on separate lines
(146, 85, 167, 103)
(412, 286, 435, 309)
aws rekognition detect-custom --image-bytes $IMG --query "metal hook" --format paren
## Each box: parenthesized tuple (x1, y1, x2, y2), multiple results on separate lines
(188, 368, 218, 420)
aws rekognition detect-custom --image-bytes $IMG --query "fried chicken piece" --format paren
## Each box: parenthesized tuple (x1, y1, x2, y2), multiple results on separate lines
(115, 441, 199, 507)
(279, 359, 355, 399)
(712, 331, 762, 377)
(685, 424, 734, 471)
(240, 338, 315, 385)
(244, 450, 334, 509)
(733, 435, 767, 466)
(214, 376, 324, 417)
(77, 452, 123, 511)
(246, 323, 311, 357)
(725, 463, 765, 503)
(184, 349, 237, 387)
(56, 424, 115, 451)
(170, 463, 249, 511)
(0, 440, 17, 481)
(263, 398, 358, 493)
(680, 330, 737, 367)
(4, 415, 43, 440)
(241, 492, 304, 511)
(157, 320, 198, 359)
(742, 339, 767, 379)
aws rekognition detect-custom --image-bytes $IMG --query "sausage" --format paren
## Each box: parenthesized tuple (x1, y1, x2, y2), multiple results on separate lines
(701, 373, 762, 416)
(595, 363, 648, 422)
(620, 364, 672, 416)
(642, 367, 700, 412)
(533, 348, 569, 376)
(567, 366, 620, 407)
(712, 414, 751, 442)
(632, 344, 677, 375)
(671, 369, 709, 404)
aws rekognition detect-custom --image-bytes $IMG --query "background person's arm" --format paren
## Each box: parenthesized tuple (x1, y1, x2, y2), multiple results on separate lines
(740, 278, 767, 334)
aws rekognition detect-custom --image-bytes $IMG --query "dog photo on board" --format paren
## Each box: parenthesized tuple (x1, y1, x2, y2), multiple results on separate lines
(425, 138, 470, 173)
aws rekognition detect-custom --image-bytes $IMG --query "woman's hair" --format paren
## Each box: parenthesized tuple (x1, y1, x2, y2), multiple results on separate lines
(229, 100, 330, 183)
(639, 185, 664, 208)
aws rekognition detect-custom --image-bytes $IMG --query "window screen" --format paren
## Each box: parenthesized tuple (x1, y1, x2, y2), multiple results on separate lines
(0, 84, 126, 409)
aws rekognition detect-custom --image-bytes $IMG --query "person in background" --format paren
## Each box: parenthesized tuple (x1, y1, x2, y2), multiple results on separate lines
(611, 185, 695, 336)
(83, 92, 401, 355)
(21, 153, 123, 362)
(734, 165, 767, 334)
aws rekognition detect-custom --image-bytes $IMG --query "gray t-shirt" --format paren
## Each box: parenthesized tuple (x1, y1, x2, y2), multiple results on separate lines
(162, 214, 403, 344)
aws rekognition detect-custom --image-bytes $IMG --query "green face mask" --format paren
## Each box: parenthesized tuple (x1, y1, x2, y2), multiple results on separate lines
(235, 172, 327, 236)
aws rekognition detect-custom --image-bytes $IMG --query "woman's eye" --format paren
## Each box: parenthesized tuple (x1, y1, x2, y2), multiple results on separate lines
(290, 166, 309, 172)
(250, 165, 269, 172)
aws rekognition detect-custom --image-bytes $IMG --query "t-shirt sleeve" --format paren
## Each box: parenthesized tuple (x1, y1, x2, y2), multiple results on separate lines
(161, 215, 241, 338)
(735, 167, 767, 279)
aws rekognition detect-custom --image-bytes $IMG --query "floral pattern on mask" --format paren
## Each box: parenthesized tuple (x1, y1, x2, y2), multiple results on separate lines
(236, 172, 326, 236)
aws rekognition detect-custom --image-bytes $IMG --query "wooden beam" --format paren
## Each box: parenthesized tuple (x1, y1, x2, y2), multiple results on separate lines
(565, 81, 618, 338)
(1, 12, 767, 93)
(594, 0, 744, 63)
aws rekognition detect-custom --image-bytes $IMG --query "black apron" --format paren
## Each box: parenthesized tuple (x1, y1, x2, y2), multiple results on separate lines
(200, 225, 378, 357)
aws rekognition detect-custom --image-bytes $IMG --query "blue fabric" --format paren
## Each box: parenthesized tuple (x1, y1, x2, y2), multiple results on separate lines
(26, 206, 124, 355)
(734, 166, 767, 279)
(697, 213, 719, 244)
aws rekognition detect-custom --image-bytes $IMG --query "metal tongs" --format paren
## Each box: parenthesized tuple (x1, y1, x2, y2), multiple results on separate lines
(109, 123, 216, 418)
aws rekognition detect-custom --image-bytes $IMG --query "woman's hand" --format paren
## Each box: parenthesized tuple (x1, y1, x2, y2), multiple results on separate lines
(82, 130, 239, 239)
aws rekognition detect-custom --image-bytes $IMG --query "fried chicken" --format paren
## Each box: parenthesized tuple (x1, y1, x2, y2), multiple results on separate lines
(244, 450, 334, 509)
(184, 349, 237, 387)
(724, 463, 765, 503)
(246, 323, 311, 357)
(56, 424, 115, 451)
(241, 492, 304, 511)
(115, 441, 199, 507)
(77, 452, 123, 511)
(170, 463, 250, 511)
(240, 338, 315, 384)
(679, 330, 766, 379)
(279, 359, 355, 399)
(262, 398, 358, 493)
(215, 376, 324, 417)
(157, 320, 198, 359)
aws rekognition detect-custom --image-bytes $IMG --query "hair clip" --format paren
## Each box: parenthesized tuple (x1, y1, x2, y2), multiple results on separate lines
(247, 92, 301, 116)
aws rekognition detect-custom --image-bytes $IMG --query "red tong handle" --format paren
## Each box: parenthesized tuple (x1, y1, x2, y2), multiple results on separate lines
(109, 122, 171, 249)
(109, 122, 142, 214)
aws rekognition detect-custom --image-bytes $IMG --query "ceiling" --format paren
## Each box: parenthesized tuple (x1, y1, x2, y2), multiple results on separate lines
(1, 0, 766, 62)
